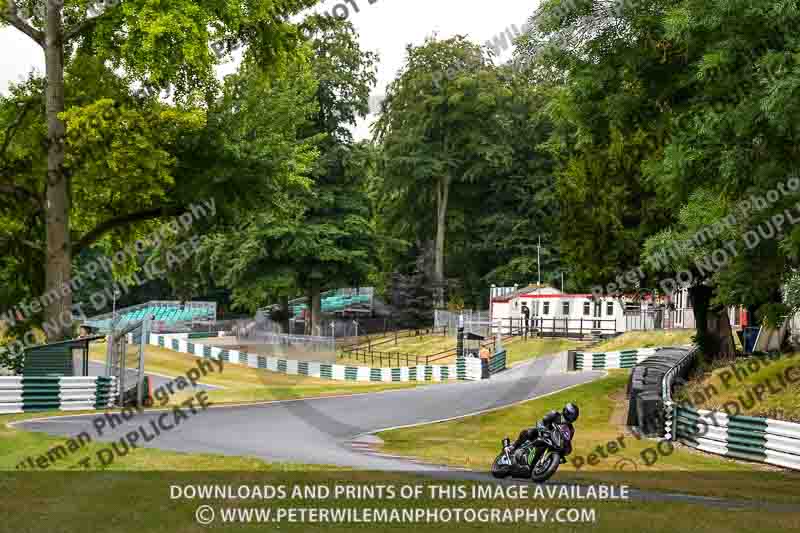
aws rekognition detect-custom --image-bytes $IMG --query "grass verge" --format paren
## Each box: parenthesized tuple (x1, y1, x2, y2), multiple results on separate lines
(1, 470, 797, 531)
(676, 352, 800, 421)
(590, 329, 696, 352)
(0, 410, 342, 471)
(337, 335, 585, 367)
(89, 343, 422, 405)
(377, 371, 798, 503)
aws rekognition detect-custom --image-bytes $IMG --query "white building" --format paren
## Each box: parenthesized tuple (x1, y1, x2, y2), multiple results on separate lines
(490, 285, 623, 336)
(490, 285, 696, 336)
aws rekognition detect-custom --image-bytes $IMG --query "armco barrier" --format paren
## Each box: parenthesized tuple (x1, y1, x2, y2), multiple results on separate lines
(626, 346, 699, 436)
(0, 376, 117, 414)
(626, 345, 800, 472)
(150, 334, 469, 383)
(669, 405, 800, 471)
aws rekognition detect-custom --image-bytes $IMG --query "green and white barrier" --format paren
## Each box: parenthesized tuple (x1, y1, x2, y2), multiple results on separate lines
(574, 347, 663, 370)
(150, 334, 458, 383)
(667, 404, 800, 471)
(0, 376, 117, 414)
(488, 349, 507, 375)
(456, 355, 483, 381)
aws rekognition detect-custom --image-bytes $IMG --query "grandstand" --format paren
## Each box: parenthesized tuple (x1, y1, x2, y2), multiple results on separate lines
(291, 293, 372, 317)
(258, 288, 375, 320)
(83, 300, 217, 333)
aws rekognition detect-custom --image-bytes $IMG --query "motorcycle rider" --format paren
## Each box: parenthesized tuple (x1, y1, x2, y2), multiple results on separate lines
(509, 403, 579, 463)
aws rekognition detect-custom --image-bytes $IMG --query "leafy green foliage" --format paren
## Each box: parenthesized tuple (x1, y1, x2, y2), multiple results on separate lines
(201, 18, 379, 318)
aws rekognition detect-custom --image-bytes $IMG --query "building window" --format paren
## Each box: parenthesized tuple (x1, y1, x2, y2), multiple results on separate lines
(562, 302, 570, 315)
(583, 302, 590, 316)
(606, 302, 614, 316)
(543, 302, 550, 315)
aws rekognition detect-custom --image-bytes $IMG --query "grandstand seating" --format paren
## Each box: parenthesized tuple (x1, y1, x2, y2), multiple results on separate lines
(291, 293, 372, 317)
(84, 302, 215, 332)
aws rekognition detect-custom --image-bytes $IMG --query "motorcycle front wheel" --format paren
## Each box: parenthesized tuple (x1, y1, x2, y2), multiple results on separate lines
(530, 450, 561, 483)
(491, 452, 512, 479)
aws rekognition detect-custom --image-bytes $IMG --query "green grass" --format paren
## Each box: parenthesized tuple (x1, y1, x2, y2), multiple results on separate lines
(590, 329, 696, 352)
(378, 371, 797, 503)
(89, 343, 420, 405)
(0, 410, 343, 472)
(337, 334, 585, 367)
(1, 470, 797, 532)
(676, 352, 800, 421)
(503, 337, 585, 366)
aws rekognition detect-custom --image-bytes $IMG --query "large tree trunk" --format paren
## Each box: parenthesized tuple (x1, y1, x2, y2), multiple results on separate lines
(433, 175, 450, 308)
(689, 285, 736, 359)
(310, 281, 322, 336)
(44, 1, 71, 341)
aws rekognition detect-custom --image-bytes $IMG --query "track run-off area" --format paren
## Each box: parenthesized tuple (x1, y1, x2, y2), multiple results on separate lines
(15, 355, 599, 471)
(11, 353, 800, 513)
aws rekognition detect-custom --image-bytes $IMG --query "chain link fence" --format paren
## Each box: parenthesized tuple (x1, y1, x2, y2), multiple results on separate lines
(434, 309, 493, 337)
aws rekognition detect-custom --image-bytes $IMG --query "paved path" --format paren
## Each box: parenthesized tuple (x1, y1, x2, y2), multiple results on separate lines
(20, 354, 597, 470)
(14, 354, 798, 510)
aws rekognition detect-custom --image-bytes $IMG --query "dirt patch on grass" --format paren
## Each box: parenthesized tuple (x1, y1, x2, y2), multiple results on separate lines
(608, 389, 631, 430)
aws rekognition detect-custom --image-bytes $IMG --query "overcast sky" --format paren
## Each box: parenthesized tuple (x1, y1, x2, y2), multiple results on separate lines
(0, 0, 539, 140)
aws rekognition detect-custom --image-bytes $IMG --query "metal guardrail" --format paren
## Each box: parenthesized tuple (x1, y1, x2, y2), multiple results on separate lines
(625, 345, 800, 471)
(659, 349, 800, 471)
(625, 346, 699, 436)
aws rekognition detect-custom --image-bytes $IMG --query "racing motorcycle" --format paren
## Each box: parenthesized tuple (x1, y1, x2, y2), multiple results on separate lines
(491, 422, 574, 483)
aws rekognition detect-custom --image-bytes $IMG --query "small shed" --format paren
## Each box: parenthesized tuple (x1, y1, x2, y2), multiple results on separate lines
(22, 336, 105, 377)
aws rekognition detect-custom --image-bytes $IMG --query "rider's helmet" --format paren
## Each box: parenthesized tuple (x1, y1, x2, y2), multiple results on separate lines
(562, 403, 579, 423)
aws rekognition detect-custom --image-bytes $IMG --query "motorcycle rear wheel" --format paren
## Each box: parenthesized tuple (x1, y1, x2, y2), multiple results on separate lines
(530, 450, 561, 483)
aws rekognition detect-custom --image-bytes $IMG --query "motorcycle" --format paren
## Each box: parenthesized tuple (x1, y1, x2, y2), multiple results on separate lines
(491, 423, 573, 483)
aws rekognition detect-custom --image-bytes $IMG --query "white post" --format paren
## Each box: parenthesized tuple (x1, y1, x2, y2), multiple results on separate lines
(112, 286, 119, 324)
(537, 235, 541, 285)
(136, 315, 149, 408)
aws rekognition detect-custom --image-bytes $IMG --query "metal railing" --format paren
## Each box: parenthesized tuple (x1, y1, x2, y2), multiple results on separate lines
(624, 309, 696, 331)
(492, 317, 618, 337)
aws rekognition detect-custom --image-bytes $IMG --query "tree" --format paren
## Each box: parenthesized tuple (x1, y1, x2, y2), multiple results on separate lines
(449, 69, 562, 301)
(0, 57, 202, 342)
(514, 0, 683, 291)
(375, 36, 513, 308)
(0, 0, 316, 339)
(646, 0, 800, 333)
(642, 190, 737, 357)
(390, 243, 435, 328)
(203, 16, 379, 336)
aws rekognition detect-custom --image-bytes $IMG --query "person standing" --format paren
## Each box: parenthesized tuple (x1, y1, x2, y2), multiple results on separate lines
(520, 302, 531, 338)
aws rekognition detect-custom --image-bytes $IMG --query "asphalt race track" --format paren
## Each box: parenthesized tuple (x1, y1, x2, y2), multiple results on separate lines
(18, 354, 601, 470)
